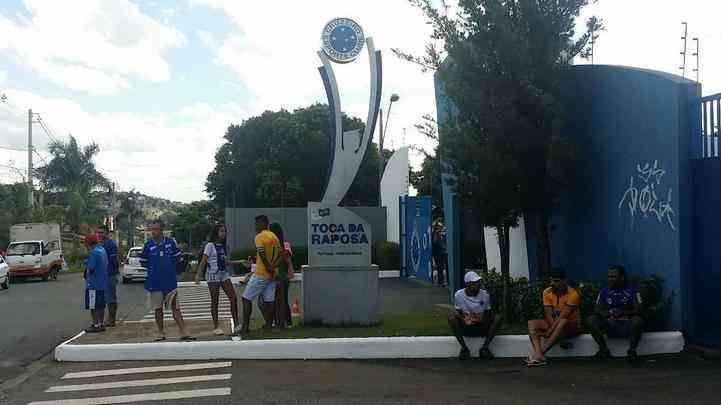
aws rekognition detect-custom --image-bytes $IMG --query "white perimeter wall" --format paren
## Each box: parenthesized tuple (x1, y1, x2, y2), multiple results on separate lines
(483, 216, 530, 278)
(381, 147, 409, 243)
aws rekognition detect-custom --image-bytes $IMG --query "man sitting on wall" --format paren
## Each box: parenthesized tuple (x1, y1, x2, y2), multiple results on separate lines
(448, 271, 502, 360)
(525, 268, 583, 367)
(586, 265, 645, 362)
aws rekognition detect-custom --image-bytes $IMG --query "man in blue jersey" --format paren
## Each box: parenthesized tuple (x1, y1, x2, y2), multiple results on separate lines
(586, 265, 645, 361)
(97, 225, 119, 327)
(140, 219, 195, 341)
(84, 233, 108, 333)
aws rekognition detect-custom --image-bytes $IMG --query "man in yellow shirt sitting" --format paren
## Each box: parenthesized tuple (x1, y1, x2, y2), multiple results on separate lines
(240, 215, 281, 334)
(525, 268, 582, 366)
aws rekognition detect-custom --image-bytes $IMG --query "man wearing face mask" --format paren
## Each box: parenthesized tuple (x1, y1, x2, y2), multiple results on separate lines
(448, 271, 501, 360)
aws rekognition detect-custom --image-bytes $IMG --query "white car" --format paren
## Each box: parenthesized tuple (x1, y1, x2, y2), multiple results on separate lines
(0, 255, 9, 289)
(121, 247, 146, 284)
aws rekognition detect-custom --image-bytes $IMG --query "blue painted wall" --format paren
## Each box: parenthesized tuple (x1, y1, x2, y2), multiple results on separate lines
(529, 65, 699, 329)
(435, 71, 463, 296)
(690, 158, 721, 346)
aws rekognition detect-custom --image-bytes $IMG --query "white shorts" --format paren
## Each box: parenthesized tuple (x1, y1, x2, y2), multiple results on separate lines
(241, 275, 276, 303)
(146, 290, 178, 310)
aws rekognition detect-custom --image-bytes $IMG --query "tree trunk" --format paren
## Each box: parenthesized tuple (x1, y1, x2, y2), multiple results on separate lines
(535, 211, 552, 279)
(497, 223, 511, 321)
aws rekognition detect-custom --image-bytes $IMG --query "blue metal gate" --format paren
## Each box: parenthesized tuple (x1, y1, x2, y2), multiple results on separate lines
(401, 196, 432, 282)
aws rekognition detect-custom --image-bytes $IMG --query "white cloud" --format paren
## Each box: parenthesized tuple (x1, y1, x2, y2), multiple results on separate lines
(191, 0, 439, 157)
(0, 0, 186, 95)
(0, 89, 251, 202)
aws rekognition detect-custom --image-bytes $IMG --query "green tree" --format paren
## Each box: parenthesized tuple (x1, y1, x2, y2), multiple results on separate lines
(0, 183, 32, 248)
(171, 200, 216, 252)
(35, 136, 110, 242)
(206, 104, 385, 208)
(397, 0, 601, 315)
(409, 115, 442, 208)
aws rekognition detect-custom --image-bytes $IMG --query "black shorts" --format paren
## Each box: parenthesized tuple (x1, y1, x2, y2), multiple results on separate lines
(460, 322, 491, 337)
(599, 319, 636, 338)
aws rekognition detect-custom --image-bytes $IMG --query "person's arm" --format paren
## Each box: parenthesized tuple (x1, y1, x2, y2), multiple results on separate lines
(595, 290, 610, 318)
(139, 244, 149, 268)
(195, 255, 208, 284)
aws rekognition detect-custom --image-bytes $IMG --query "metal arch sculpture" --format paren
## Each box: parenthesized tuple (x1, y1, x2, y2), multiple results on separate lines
(317, 18, 382, 206)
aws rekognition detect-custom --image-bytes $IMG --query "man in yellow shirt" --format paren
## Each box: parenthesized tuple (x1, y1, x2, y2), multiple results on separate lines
(525, 268, 582, 366)
(240, 215, 281, 333)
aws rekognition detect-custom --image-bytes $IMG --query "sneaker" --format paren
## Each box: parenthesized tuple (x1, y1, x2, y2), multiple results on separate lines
(232, 325, 243, 336)
(593, 348, 611, 359)
(84, 325, 105, 333)
(524, 357, 548, 367)
(458, 347, 471, 360)
(627, 349, 639, 362)
(213, 328, 224, 336)
(479, 347, 494, 360)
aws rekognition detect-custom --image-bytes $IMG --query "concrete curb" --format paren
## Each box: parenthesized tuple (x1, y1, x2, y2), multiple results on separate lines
(55, 332, 684, 362)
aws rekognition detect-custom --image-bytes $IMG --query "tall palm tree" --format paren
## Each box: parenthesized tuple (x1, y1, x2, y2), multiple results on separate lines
(35, 136, 109, 239)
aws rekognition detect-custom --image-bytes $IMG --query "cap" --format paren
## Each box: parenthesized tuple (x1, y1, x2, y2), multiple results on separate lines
(464, 271, 481, 284)
(84, 233, 99, 244)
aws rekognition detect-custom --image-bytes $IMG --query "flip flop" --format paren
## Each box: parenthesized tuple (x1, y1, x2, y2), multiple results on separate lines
(180, 336, 197, 341)
(154, 336, 167, 342)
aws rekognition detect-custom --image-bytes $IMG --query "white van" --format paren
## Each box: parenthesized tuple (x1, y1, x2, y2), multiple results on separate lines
(6, 223, 63, 282)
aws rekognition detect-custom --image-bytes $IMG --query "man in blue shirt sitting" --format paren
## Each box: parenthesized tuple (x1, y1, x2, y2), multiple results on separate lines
(140, 219, 195, 341)
(97, 225, 119, 327)
(84, 233, 108, 333)
(586, 265, 645, 361)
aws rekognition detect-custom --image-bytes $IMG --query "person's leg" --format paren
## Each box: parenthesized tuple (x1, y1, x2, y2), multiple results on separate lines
(260, 281, 276, 328)
(275, 281, 288, 328)
(527, 320, 548, 360)
(628, 316, 644, 357)
(540, 320, 576, 356)
(241, 275, 263, 333)
(447, 314, 470, 359)
(284, 279, 292, 326)
(586, 314, 610, 356)
(220, 279, 239, 328)
(106, 275, 118, 326)
(241, 298, 252, 332)
(154, 307, 165, 336)
(208, 283, 221, 329)
(168, 291, 190, 337)
(481, 313, 502, 352)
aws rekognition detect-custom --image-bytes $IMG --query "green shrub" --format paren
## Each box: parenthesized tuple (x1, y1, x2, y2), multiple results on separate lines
(473, 270, 671, 328)
(375, 242, 400, 270)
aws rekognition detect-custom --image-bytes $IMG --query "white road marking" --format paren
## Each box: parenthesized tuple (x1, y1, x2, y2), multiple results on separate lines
(61, 362, 231, 379)
(28, 388, 231, 404)
(47, 374, 231, 393)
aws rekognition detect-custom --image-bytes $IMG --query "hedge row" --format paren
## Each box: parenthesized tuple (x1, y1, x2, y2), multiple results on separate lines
(477, 270, 672, 330)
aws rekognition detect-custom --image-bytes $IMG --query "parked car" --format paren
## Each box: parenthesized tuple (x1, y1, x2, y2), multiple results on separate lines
(121, 247, 146, 284)
(0, 255, 9, 289)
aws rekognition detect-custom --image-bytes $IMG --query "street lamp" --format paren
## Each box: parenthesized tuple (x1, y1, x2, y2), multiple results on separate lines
(378, 94, 400, 206)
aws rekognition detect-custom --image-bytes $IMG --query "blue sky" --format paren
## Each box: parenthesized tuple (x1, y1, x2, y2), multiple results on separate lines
(0, 0, 719, 202)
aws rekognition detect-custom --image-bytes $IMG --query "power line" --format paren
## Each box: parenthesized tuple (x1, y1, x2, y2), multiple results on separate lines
(0, 145, 28, 152)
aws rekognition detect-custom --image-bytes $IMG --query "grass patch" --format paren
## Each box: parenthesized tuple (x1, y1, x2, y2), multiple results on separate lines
(241, 311, 528, 340)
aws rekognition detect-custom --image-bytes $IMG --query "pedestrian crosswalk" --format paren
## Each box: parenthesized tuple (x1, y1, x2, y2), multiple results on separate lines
(29, 361, 232, 404)
(138, 286, 235, 322)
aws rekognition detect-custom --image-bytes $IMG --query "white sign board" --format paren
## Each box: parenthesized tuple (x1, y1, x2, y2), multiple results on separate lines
(308, 202, 372, 267)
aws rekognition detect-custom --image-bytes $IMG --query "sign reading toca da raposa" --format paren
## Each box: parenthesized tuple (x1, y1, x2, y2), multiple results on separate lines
(311, 223, 369, 245)
(308, 202, 372, 267)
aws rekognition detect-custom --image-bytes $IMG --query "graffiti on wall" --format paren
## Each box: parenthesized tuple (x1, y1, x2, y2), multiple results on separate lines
(618, 160, 676, 231)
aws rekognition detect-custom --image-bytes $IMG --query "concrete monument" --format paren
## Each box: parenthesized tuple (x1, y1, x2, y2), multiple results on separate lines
(303, 18, 381, 325)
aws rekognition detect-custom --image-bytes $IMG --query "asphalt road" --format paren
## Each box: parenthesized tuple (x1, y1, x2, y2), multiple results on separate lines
(0, 272, 147, 385)
(3, 354, 721, 404)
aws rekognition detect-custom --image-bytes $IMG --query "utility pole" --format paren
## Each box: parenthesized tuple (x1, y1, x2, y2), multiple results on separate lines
(27, 109, 34, 208)
(692, 37, 700, 83)
(680, 22, 688, 78)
